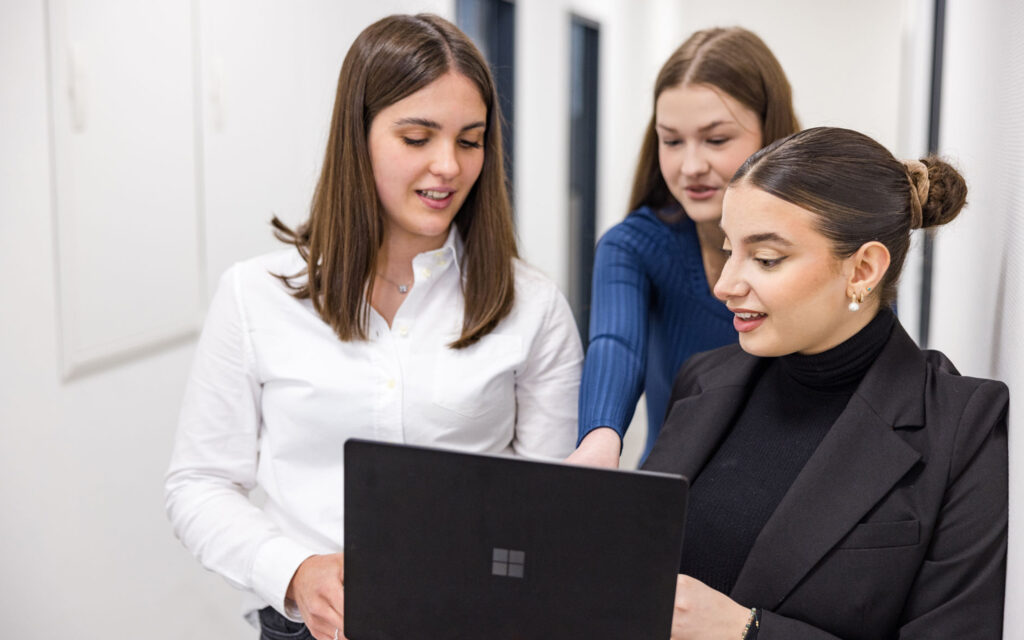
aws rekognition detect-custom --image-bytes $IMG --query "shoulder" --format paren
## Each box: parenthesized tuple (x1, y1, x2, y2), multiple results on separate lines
(497, 259, 580, 356)
(890, 347, 1010, 482)
(922, 349, 1009, 437)
(511, 258, 566, 308)
(598, 207, 681, 248)
(922, 349, 1009, 413)
(671, 343, 751, 398)
(214, 247, 306, 308)
(226, 247, 303, 283)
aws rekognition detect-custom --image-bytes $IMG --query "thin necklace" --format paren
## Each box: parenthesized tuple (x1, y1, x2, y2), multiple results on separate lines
(377, 271, 412, 294)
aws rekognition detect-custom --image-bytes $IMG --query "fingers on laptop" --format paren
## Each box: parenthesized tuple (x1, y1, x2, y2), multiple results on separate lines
(289, 553, 347, 640)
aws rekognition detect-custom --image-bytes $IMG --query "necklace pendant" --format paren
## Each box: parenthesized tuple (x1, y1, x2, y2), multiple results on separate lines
(397, 284, 409, 294)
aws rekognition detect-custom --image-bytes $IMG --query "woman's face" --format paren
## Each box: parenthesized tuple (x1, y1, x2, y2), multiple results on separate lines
(714, 183, 868, 357)
(655, 83, 762, 223)
(368, 71, 487, 249)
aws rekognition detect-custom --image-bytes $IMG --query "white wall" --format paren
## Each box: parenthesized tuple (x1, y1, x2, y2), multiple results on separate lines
(198, 0, 453, 291)
(929, 0, 1005, 377)
(1, 1, 925, 637)
(672, 0, 905, 149)
(518, 0, 909, 287)
(1, 4, 226, 636)
(2, 2, 456, 639)
(925, 1, 1024, 634)
(516, 0, 677, 288)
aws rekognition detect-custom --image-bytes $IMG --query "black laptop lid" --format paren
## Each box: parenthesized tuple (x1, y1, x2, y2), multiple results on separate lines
(344, 439, 688, 640)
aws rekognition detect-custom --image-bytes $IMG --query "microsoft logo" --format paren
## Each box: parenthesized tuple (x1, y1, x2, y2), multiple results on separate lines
(491, 547, 525, 578)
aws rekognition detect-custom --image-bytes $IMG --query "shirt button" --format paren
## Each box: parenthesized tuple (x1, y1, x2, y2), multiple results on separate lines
(398, 326, 409, 337)
(421, 268, 431, 279)
(386, 379, 396, 389)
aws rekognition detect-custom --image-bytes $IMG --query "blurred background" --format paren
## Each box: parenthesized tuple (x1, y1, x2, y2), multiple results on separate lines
(2, 0, 1021, 637)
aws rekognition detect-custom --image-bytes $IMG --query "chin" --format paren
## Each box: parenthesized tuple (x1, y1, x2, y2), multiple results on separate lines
(679, 201, 722, 224)
(738, 334, 785, 358)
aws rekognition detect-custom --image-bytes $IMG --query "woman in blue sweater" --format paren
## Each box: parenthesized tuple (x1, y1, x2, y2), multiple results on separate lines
(569, 28, 800, 466)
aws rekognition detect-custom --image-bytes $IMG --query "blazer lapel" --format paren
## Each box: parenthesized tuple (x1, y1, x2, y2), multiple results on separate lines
(731, 323, 927, 608)
(642, 349, 763, 482)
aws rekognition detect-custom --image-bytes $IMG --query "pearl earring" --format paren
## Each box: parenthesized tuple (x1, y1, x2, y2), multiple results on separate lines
(848, 289, 866, 312)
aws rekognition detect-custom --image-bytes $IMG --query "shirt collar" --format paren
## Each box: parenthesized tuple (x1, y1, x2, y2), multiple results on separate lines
(411, 224, 463, 277)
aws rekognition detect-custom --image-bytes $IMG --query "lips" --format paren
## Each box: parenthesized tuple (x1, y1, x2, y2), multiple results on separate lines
(416, 188, 455, 209)
(732, 310, 767, 333)
(418, 189, 451, 200)
(684, 185, 719, 201)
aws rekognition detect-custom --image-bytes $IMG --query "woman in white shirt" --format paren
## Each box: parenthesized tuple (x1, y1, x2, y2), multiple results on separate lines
(164, 14, 581, 640)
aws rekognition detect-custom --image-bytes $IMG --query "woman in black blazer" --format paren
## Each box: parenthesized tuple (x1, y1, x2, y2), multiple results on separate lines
(643, 127, 1008, 639)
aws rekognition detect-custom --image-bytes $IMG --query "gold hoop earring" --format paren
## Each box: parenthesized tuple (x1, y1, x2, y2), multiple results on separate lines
(848, 290, 865, 312)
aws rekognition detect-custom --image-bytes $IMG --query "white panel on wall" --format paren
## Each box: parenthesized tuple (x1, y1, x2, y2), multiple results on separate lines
(47, 0, 203, 378)
(893, 0, 935, 344)
(930, 1, 1022, 633)
(930, 0, 1002, 376)
(980, 1, 1024, 634)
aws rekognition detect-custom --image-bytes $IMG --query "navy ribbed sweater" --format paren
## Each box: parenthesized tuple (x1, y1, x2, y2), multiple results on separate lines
(578, 206, 736, 459)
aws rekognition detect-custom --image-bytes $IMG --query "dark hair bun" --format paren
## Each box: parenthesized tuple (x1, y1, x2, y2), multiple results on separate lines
(920, 157, 967, 229)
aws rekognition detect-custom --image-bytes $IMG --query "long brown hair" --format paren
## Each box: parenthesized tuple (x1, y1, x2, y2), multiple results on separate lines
(732, 127, 967, 306)
(272, 14, 516, 349)
(629, 27, 799, 212)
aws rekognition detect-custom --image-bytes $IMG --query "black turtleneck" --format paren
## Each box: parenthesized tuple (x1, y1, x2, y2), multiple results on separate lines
(679, 308, 896, 595)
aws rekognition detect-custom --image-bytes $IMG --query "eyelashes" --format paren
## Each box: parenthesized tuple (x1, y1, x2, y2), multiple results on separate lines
(755, 257, 786, 269)
(658, 137, 732, 148)
(401, 137, 483, 149)
(721, 249, 787, 269)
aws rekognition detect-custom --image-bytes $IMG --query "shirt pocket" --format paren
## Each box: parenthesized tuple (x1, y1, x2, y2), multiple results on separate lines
(431, 333, 523, 418)
(836, 519, 920, 550)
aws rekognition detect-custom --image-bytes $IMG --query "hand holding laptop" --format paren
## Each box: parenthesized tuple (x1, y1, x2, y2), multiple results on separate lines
(668, 575, 752, 639)
(288, 552, 347, 640)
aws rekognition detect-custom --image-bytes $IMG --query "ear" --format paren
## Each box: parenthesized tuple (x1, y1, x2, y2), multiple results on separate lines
(844, 241, 890, 299)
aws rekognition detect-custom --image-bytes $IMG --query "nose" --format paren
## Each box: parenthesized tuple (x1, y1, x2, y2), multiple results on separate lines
(712, 254, 747, 302)
(680, 145, 709, 178)
(429, 142, 461, 180)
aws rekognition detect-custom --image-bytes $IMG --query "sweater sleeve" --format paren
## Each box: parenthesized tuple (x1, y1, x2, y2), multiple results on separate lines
(577, 227, 650, 443)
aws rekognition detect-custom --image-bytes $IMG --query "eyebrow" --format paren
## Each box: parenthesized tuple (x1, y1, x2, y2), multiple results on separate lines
(699, 120, 732, 133)
(655, 120, 735, 135)
(742, 232, 794, 246)
(393, 117, 486, 132)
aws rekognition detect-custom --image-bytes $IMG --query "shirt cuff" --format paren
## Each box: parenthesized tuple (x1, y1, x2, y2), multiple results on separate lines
(250, 536, 317, 622)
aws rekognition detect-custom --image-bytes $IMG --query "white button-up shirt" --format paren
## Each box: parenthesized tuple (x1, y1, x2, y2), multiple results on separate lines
(164, 229, 582, 623)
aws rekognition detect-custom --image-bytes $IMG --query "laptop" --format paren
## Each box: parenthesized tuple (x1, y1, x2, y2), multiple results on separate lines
(343, 439, 688, 640)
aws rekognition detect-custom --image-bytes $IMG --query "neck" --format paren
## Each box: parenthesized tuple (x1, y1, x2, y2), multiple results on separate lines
(782, 306, 895, 390)
(694, 220, 725, 252)
(800, 300, 882, 356)
(694, 220, 727, 290)
(378, 226, 450, 279)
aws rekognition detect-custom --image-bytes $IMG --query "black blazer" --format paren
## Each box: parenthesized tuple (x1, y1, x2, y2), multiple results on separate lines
(642, 321, 1008, 639)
